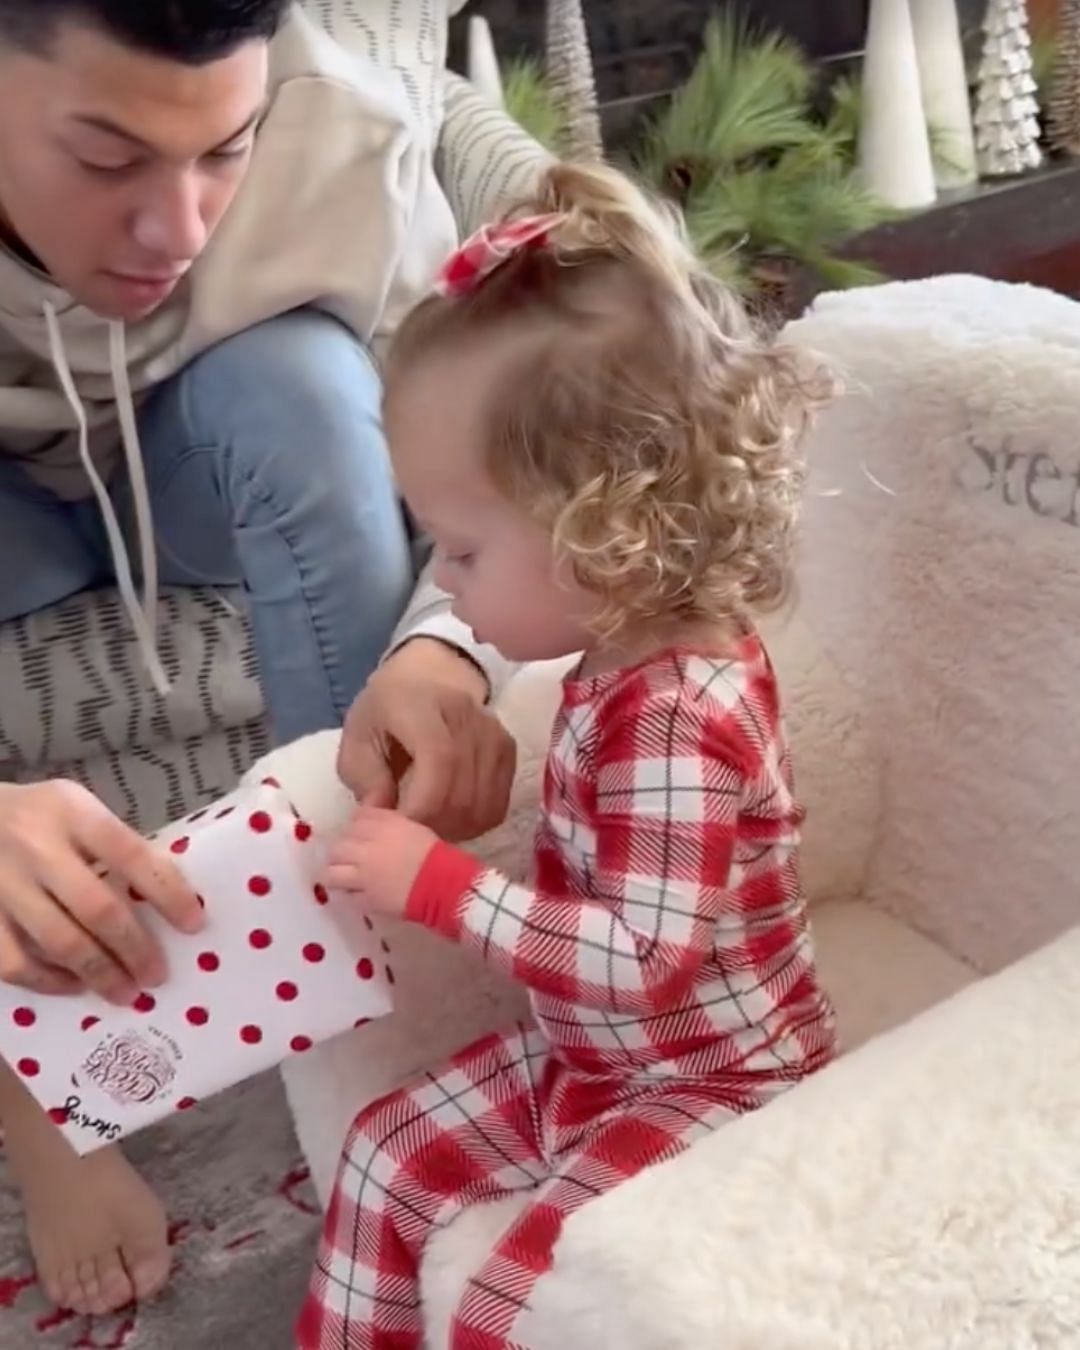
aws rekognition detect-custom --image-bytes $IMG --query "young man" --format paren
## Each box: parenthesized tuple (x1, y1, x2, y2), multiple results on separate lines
(0, 0, 515, 1321)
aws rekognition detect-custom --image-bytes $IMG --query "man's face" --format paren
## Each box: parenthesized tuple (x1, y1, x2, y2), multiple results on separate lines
(0, 20, 268, 320)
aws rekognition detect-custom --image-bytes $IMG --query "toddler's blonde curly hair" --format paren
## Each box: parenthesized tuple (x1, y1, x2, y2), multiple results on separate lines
(387, 161, 832, 639)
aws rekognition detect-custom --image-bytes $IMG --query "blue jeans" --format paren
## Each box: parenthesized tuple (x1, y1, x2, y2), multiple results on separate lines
(0, 310, 413, 743)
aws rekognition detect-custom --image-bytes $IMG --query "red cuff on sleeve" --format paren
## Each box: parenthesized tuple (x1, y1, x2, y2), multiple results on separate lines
(405, 840, 485, 937)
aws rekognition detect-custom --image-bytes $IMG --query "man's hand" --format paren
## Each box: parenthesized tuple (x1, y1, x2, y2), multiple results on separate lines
(338, 639, 515, 842)
(0, 780, 204, 1004)
(324, 806, 437, 917)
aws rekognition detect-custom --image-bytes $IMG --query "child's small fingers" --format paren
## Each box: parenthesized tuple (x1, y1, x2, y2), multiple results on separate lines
(322, 863, 367, 894)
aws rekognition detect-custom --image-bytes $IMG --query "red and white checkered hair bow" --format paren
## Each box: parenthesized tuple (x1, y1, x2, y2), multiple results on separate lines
(435, 213, 565, 298)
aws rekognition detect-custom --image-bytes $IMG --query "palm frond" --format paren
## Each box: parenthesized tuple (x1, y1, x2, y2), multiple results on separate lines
(638, 9, 819, 188)
(502, 57, 570, 154)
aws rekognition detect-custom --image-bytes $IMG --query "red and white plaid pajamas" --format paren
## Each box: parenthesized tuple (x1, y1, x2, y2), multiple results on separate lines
(299, 638, 836, 1349)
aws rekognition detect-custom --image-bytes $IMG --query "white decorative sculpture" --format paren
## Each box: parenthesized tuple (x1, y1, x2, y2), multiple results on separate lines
(910, 0, 978, 188)
(857, 0, 938, 210)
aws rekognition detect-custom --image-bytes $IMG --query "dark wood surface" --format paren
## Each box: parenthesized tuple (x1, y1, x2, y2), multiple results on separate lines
(840, 161, 1080, 300)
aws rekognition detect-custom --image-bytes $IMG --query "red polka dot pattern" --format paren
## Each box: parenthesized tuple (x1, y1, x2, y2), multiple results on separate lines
(295, 822, 313, 843)
(47, 1106, 69, 1125)
(12, 1007, 35, 1028)
(170, 837, 190, 855)
(186, 1006, 209, 1026)
(133, 993, 156, 1013)
(249, 929, 272, 950)
(176, 1097, 198, 1111)
(313, 884, 328, 906)
(81, 1015, 100, 1032)
(356, 959, 374, 981)
(249, 811, 272, 834)
(302, 943, 325, 964)
(276, 981, 298, 1002)
(17, 1058, 39, 1078)
(240, 1024, 263, 1045)
(248, 875, 272, 897)
(197, 952, 220, 972)
(290, 1035, 312, 1053)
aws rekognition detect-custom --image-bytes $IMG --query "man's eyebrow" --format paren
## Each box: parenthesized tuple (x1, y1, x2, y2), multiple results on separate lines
(69, 107, 264, 154)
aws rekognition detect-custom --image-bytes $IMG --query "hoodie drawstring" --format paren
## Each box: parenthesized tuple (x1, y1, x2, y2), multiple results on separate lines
(44, 301, 170, 696)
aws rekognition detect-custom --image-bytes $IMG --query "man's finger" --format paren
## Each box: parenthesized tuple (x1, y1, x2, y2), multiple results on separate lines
(474, 722, 516, 839)
(0, 915, 83, 996)
(1, 878, 139, 1005)
(339, 736, 399, 809)
(40, 853, 166, 989)
(78, 809, 203, 937)
(396, 712, 457, 825)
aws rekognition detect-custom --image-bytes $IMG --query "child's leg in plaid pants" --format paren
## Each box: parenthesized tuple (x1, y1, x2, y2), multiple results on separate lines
(297, 1026, 551, 1350)
(450, 1090, 726, 1348)
(298, 1022, 729, 1350)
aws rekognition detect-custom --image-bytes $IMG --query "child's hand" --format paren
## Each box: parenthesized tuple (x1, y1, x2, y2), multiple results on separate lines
(324, 807, 438, 918)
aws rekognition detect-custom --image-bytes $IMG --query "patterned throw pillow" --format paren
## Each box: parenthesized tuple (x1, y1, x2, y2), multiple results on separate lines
(299, 0, 460, 147)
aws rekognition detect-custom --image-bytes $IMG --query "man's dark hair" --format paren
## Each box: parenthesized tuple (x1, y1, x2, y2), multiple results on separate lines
(0, 0, 290, 63)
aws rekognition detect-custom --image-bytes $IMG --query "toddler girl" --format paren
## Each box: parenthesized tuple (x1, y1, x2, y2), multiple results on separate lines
(298, 161, 836, 1350)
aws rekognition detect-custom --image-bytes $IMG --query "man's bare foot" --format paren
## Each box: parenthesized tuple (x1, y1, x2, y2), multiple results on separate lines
(1, 1061, 170, 1315)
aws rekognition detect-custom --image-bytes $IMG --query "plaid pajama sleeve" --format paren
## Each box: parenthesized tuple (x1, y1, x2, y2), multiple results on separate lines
(405, 686, 747, 1015)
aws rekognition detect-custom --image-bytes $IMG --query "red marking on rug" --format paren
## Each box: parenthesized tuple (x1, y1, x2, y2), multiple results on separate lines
(167, 1220, 193, 1248)
(35, 1304, 75, 1331)
(0, 1271, 35, 1308)
(277, 1163, 319, 1216)
(72, 1313, 136, 1348)
(222, 1229, 265, 1252)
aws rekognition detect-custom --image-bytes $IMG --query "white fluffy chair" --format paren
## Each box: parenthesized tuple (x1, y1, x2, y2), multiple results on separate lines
(263, 275, 1080, 1348)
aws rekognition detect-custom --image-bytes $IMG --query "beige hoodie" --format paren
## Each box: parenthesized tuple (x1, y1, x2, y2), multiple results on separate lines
(0, 7, 511, 697)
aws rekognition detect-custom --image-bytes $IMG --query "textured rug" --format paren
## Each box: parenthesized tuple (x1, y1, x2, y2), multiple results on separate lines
(0, 1071, 319, 1349)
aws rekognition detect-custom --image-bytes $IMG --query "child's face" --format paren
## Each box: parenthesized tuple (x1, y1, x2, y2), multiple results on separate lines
(387, 348, 599, 663)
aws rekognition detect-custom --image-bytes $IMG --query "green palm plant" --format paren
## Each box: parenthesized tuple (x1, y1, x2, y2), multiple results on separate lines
(502, 57, 572, 154)
(637, 12, 895, 298)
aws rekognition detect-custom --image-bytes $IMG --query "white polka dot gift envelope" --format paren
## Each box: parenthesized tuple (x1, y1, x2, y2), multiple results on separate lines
(0, 779, 394, 1155)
